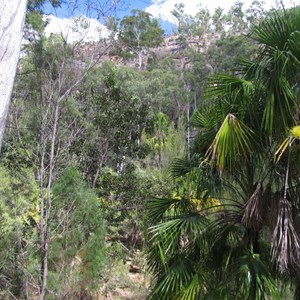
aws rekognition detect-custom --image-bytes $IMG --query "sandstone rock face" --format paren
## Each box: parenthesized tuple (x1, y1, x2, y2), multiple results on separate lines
(72, 33, 215, 73)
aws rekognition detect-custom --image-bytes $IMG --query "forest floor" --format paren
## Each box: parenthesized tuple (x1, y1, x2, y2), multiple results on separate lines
(99, 257, 150, 299)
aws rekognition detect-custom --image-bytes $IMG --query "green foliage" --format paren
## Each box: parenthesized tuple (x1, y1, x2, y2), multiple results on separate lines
(120, 9, 164, 49)
(115, 65, 186, 123)
(98, 164, 145, 223)
(172, 3, 211, 49)
(249, 7, 300, 135)
(207, 34, 257, 73)
(141, 113, 186, 169)
(147, 194, 279, 300)
(49, 166, 106, 296)
(73, 62, 150, 183)
(0, 166, 39, 298)
(26, 0, 61, 33)
(30, 34, 73, 79)
(226, 1, 247, 32)
(27, 0, 60, 11)
(118, 9, 164, 68)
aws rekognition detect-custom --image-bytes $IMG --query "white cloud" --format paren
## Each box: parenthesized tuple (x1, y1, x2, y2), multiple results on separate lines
(44, 15, 109, 43)
(145, 0, 298, 25)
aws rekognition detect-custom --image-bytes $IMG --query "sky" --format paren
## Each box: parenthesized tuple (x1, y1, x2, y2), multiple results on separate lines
(145, 0, 297, 24)
(44, 0, 298, 42)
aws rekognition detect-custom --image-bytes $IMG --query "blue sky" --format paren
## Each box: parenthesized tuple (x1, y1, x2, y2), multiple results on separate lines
(44, 0, 297, 21)
(43, 0, 177, 34)
(43, 0, 297, 41)
(44, 0, 150, 20)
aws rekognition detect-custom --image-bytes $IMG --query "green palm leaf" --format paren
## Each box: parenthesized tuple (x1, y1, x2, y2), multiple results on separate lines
(249, 8, 300, 134)
(147, 197, 196, 223)
(148, 256, 197, 300)
(234, 253, 279, 300)
(206, 75, 254, 99)
(206, 113, 254, 171)
(171, 156, 200, 178)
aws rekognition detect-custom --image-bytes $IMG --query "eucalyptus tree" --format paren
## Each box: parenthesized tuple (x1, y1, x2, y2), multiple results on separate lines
(226, 1, 247, 33)
(119, 9, 164, 69)
(172, 3, 212, 51)
(212, 7, 226, 32)
(147, 6, 300, 299)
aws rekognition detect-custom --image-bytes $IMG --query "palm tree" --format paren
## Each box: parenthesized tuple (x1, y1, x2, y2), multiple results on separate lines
(147, 6, 300, 299)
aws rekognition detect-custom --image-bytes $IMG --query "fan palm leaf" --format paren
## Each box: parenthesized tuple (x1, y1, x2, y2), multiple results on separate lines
(205, 113, 254, 172)
(249, 8, 300, 134)
(206, 75, 255, 100)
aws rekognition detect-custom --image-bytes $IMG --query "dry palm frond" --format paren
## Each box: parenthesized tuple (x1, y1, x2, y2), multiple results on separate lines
(242, 183, 263, 230)
(274, 137, 292, 163)
(271, 197, 300, 273)
(269, 191, 280, 229)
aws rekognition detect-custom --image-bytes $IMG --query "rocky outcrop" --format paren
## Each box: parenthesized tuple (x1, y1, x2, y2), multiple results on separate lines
(72, 32, 219, 73)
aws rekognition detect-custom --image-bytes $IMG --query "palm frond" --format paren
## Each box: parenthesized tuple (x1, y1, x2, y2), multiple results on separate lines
(214, 252, 279, 300)
(178, 274, 203, 300)
(147, 213, 208, 299)
(274, 137, 291, 163)
(191, 108, 224, 157)
(287, 31, 300, 62)
(147, 197, 195, 223)
(149, 214, 206, 247)
(251, 7, 300, 53)
(250, 8, 300, 134)
(148, 256, 197, 300)
(206, 75, 255, 100)
(242, 183, 263, 231)
(237, 253, 279, 300)
(191, 107, 217, 129)
(205, 113, 254, 172)
(271, 197, 300, 273)
(171, 156, 200, 178)
(274, 125, 300, 163)
(260, 69, 297, 134)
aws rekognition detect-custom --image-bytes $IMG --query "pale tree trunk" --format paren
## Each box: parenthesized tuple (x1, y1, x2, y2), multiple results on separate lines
(40, 98, 60, 300)
(92, 140, 109, 189)
(0, 0, 28, 150)
(138, 51, 142, 70)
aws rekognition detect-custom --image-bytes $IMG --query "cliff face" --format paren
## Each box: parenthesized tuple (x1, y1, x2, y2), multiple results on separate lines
(73, 33, 215, 71)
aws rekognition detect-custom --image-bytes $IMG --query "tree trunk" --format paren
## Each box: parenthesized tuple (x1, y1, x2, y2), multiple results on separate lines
(138, 52, 142, 70)
(39, 97, 61, 300)
(0, 0, 27, 150)
(92, 141, 108, 189)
